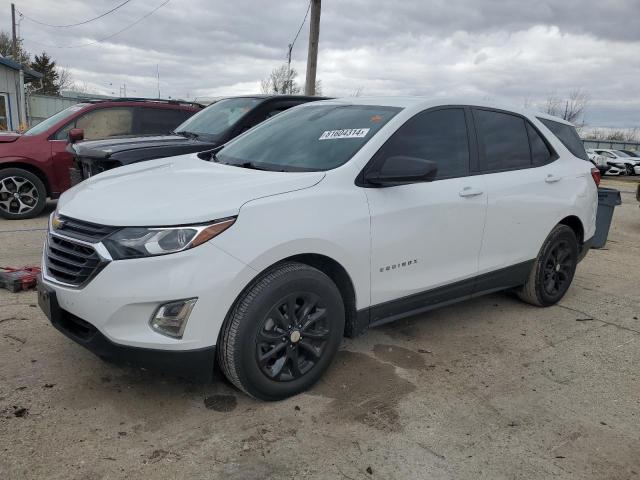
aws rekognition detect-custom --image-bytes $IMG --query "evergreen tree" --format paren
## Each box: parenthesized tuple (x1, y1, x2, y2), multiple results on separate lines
(30, 52, 60, 95)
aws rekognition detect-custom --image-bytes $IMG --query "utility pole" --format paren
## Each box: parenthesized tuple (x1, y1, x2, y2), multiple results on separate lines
(304, 0, 321, 96)
(11, 3, 17, 59)
(156, 65, 161, 98)
(286, 43, 293, 94)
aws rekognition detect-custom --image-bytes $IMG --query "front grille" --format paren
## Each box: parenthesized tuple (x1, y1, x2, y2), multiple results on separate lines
(45, 234, 105, 286)
(55, 215, 118, 243)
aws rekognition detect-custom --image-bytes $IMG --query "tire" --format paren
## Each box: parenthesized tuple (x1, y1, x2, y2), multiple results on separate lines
(517, 225, 578, 307)
(625, 164, 634, 176)
(0, 168, 47, 220)
(218, 262, 345, 400)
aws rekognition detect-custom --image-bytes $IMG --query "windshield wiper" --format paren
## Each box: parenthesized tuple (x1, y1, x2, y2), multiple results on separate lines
(197, 145, 224, 162)
(235, 161, 270, 171)
(174, 130, 199, 140)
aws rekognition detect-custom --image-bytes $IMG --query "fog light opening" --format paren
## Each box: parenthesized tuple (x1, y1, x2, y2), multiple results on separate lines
(150, 298, 198, 339)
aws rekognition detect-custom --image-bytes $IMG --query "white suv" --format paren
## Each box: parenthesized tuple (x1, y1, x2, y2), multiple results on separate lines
(38, 98, 599, 400)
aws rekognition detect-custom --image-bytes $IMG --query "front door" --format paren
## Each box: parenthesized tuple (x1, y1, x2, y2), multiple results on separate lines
(364, 107, 487, 317)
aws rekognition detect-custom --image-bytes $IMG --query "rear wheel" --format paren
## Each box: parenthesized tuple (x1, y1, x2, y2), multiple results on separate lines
(518, 225, 578, 307)
(218, 262, 345, 400)
(0, 168, 47, 220)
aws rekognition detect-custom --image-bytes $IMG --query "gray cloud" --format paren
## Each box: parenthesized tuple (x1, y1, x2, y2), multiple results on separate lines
(7, 0, 640, 127)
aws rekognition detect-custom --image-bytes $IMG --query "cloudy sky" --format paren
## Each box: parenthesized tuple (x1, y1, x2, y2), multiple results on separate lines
(6, 0, 640, 127)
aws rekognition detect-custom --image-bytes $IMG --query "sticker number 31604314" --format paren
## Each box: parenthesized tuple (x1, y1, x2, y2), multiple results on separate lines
(319, 128, 370, 140)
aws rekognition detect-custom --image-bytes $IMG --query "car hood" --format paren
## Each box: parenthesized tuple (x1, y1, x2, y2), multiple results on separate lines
(58, 155, 325, 226)
(72, 134, 217, 160)
(0, 132, 21, 143)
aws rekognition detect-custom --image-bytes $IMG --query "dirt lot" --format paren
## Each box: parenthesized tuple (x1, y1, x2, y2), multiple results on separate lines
(1, 179, 639, 480)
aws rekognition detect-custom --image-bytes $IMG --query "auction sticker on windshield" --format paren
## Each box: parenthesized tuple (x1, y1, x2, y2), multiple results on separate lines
(319, 128, 370, 140)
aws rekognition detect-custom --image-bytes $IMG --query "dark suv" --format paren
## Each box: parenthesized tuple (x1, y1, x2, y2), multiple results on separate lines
(0, 98, 201, 219)
(70, 95, 327, 182)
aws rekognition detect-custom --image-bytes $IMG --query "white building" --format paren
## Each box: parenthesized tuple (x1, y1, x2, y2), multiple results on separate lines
(0, 56, 42, 131)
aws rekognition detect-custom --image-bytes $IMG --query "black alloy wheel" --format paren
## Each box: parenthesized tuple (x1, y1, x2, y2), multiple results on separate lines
(218, 262, 345, 400)
(541, 240, 574, 297)
(518, 224, 578, 307)
(256, 292, 330, 381)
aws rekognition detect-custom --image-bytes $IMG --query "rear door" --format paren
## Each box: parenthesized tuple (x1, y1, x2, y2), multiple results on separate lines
(473, 108, 563, 279)
(366, 107, 488, 312)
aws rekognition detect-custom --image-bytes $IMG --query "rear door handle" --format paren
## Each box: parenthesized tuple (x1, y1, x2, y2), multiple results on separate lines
(545, 174, 562, 183)
(459, 186, 484, 197)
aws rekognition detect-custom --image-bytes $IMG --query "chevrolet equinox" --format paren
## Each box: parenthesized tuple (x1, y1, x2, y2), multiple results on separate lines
(38, 98, 599, 400)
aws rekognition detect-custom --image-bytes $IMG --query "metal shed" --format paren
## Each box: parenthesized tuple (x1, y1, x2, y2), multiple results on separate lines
(0, 56, 42, 131)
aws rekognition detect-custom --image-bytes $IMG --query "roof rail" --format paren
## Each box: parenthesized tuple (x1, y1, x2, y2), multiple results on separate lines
(86, 97, 204, 108)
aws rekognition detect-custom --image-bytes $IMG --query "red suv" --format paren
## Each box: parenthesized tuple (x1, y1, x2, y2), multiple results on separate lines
(0, 99, 201, 219)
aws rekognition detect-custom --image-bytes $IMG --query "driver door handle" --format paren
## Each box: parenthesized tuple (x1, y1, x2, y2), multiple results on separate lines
(545, 174, 562, 183)
(459, 186, 484, 198)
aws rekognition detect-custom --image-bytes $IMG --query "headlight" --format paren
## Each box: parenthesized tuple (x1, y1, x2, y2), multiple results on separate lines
(103, 217, 235, 260)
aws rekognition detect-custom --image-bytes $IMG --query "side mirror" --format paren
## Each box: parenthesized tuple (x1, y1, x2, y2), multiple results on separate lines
(68, 128, 84, 143)
(364, 156, 438, 187)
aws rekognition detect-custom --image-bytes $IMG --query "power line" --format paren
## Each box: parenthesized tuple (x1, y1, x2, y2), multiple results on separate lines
(290, 1, 311, 53)
(18, 1, 133, 28)
(22, 0, 171, 49)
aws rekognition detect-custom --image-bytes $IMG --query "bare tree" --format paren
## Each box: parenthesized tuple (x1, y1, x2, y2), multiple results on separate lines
(582, 127, 640, 142)
(0, 31, 30, 65)
(72, 81, 92, 94)
(544, 89, 589, 124)
(351, 86, 364, 97)
(56, 67, 74, 93)
(261, 65, 301, 95)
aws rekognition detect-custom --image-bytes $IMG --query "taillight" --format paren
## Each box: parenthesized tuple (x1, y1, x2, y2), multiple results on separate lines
(591, 167, 601, 186)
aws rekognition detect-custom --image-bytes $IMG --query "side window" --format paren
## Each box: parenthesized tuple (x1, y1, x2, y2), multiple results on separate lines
(538, 118, 588, 161)
(474, 109, 530, 171)
(375, 108, 469, 180)
(135, 107, 194, 135)
(74, 107, 134, 140)
(526, 123, 554, 166)
(54, 120, 76, 140)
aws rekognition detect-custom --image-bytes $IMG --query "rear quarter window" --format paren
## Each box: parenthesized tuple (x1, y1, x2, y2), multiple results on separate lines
(538, 118, 588, 161)
(136, 107, 195, 135)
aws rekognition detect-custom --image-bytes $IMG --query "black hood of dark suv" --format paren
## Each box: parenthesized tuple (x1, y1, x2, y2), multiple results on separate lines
(72, 134, 219, 166)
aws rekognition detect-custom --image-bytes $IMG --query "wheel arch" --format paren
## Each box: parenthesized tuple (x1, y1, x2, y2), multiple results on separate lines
(0, 160, 52, 196)
(558, 215, 584, 245)
(285, 253, 360, 338)
(220, 252, 362, 342)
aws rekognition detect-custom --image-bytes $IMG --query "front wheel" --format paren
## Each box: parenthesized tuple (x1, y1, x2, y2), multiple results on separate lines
(218, 262, 345, 400)
(518, 225, 578, 307)
(0, 168, 47, 220)
(625, 164, 635, 176)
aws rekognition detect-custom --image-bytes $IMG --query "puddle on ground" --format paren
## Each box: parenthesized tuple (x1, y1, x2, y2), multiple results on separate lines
(310, 350, 416, 432)
(204, 394, 237, 412)
(372, 344, 426, 370)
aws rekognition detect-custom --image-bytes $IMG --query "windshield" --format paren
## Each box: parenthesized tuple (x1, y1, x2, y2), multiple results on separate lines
(174, 97, 262, 139)
(614, 150, 630, 157)
(23, 104, 88, 136)
(216, 104, 401, 171)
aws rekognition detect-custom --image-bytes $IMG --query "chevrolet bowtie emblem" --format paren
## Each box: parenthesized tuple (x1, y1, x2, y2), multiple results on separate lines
(52, 215, 64, 230)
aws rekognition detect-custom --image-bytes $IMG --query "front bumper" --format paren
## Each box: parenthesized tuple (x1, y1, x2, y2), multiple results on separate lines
(40, 231, 258, 364)
(39, 280, 216, 380)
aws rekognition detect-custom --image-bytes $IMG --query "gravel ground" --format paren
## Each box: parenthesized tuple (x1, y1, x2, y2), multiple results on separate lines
(0, 179, 638, 480)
